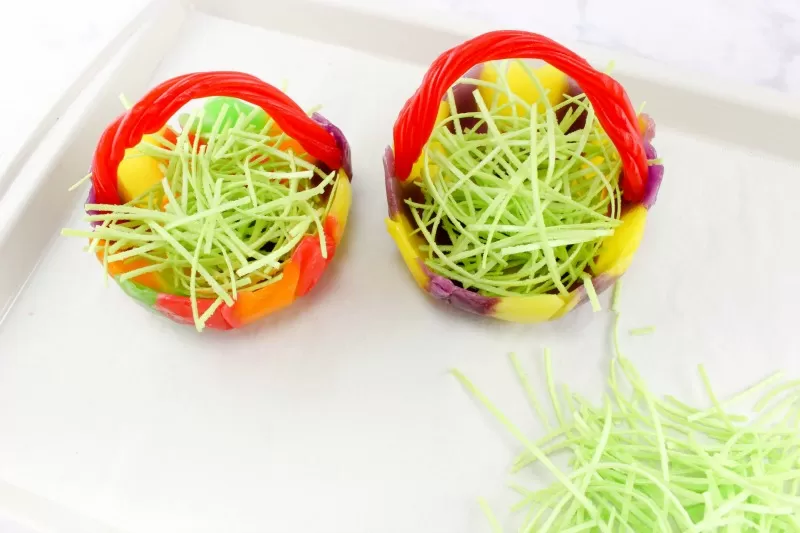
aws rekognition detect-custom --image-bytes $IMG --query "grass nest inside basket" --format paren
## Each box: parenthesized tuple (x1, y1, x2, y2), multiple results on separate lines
(407, 60, 625, 298)
(65, 100, 337, 330)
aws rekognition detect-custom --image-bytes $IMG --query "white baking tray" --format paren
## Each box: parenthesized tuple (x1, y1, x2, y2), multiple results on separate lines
(2, 0, 800, 531)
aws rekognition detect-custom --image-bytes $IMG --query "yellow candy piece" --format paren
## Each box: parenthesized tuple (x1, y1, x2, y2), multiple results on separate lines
(593, 205, 648, 277)
(493, 293, 566, 323)
(479, 61, 568, 117)
(435, 100, 450, 124)
(117, 149, 164, 204)
(117, 128, 172, 204)
(409, 156, 427, 182)
(638, 114, 650, 136)
(386, 214, 429, 288)
(409, 140, 445, 182)
(140, 128, 172, 147)
(409, 102, 450, 181)
(586, 131, 616, 159)
(553, 290, 583, 319)
(327, 170, 352, 244)
(580, 155, 606, 181)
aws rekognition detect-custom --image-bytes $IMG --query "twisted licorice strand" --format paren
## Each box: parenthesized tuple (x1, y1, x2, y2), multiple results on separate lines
(393, 31, 647, 202)
(91, 71, 342, 205)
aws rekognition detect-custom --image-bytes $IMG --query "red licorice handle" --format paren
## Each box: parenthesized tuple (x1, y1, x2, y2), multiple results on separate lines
(91, 71, 343, 205)
(393, 31, 648, 202)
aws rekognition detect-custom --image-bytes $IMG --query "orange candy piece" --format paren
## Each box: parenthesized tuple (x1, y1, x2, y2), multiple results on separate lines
(95, 245, 168, 292)
(223, 261, 301, 326)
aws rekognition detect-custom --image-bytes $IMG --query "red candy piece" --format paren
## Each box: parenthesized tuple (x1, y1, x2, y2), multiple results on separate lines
(292, 216, 338, 297)
(155, 293, 232, 330)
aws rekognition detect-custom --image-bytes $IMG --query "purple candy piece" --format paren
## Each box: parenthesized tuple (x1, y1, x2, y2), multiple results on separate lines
(86, 185, 102, 228)
(558, 78, 587, 134)
(567, 77, 583, 96)
(644, 142, 657, 161)
(427, 274, 453, 300)
(425, 268, 498, 316)
(383, 147, 405, 218)
(447, 64, 486, 133)
(643, 142, 664, 209)
(312, 112, 352, 179)
(570, 274, 618, 310)
(444, 64, 483, 106)
(384, 145, 425, 219)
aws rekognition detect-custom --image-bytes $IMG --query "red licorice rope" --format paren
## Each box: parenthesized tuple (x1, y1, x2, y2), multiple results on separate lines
(91, 71, 342, 205)
(393, 31, 648, 202)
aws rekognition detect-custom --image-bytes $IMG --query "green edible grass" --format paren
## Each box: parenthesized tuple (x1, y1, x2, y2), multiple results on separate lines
(629, 326, 655, 336)
(582, 274, 601, 312)
(409, 60, 623, 298)
(63, 102, 334, 331)
(453, 284, 800, 531)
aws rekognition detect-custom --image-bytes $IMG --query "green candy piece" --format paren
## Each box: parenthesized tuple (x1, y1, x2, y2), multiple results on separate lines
(117, 277, 158, 307)
(180, 97, 269, 135)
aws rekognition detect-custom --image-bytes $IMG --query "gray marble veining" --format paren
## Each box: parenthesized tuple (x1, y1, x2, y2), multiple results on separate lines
(383, 0, 800, 93)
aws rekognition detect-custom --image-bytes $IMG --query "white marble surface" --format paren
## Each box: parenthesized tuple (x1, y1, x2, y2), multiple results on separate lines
(342, 0, 800, 93)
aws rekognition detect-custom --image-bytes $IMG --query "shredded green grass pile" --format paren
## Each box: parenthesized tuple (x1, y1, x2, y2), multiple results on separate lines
(454, 287, 800, 532)
(64, 102, 335, 330)
(408, 61, 623, 298)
